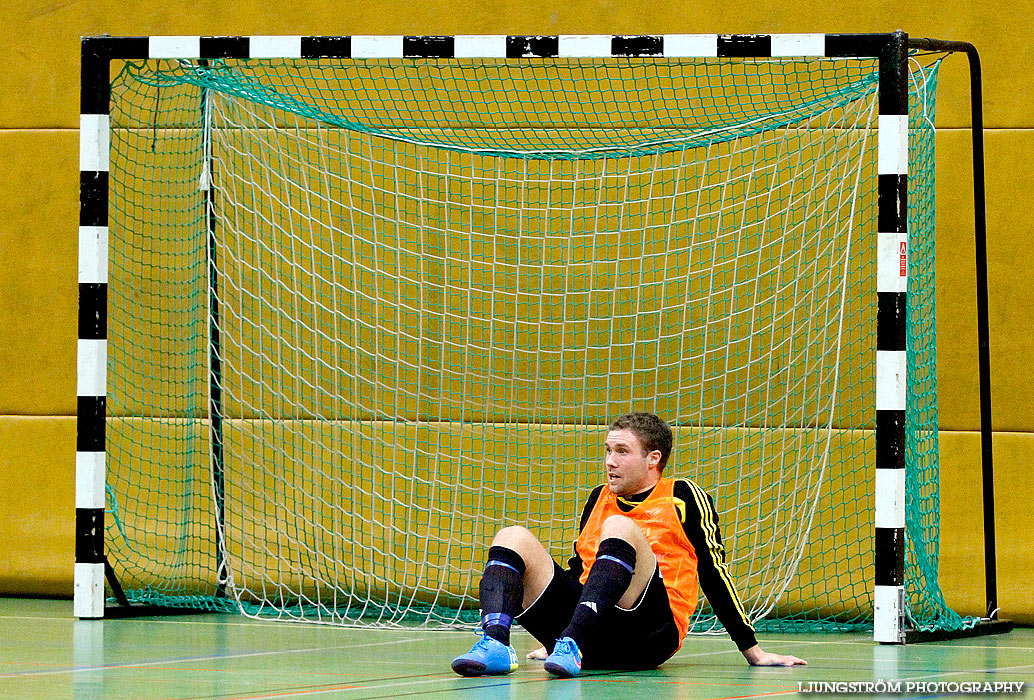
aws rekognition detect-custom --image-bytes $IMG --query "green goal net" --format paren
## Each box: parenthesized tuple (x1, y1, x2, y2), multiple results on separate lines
(103, 50, 972, 634)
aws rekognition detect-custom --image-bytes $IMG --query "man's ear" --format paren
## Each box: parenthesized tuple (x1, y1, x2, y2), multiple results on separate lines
(648, 450, 663, 470)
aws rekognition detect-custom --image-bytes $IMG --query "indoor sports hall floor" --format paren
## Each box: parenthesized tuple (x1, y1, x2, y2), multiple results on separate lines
(1, 598, 1030, 700)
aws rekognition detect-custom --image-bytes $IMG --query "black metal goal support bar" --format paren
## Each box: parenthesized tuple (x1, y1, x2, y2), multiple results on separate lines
(903, 37, 1012, 644)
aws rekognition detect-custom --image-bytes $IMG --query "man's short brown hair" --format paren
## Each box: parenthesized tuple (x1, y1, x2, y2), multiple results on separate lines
(609, 412, 673, 470)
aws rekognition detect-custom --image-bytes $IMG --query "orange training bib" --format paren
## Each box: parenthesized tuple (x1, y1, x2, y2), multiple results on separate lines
(575, 478, 699, 644)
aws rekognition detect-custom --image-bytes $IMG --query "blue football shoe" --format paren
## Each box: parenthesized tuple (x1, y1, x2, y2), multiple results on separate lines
(451, 630, 519, 676)
(543, 636, 583, 678)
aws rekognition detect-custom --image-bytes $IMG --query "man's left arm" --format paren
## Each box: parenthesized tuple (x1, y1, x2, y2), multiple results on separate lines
(676, 480, 806, 667)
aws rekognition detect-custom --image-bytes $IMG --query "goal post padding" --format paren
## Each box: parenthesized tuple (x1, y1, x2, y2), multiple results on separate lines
(95, 43, 967, 633)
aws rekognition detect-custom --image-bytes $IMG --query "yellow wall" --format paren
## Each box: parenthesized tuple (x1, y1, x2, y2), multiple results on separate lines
(0, 0, 1031, 625)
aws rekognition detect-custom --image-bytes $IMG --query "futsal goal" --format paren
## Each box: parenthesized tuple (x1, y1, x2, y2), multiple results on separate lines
(77, 32, 1002, 643)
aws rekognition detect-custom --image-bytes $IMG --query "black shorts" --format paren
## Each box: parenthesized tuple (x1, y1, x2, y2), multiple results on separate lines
(515, 560, 681, 670)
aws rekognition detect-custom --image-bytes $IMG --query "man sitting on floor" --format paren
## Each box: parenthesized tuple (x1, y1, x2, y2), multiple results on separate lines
(451, 412, 807, 677)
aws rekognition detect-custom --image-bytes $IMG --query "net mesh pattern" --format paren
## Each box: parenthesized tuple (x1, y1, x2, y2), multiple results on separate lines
(103, 54, 972, 633)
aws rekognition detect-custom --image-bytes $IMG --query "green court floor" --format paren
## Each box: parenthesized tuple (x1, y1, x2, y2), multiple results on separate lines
(0, 598, 1029, 700)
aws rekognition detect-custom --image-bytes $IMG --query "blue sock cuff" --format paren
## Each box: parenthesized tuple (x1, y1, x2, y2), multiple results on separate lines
(482, 612, 514, 629)
(597, 537, 637, 573)
(486, 559, 521, 575)
(486, 545, 526, 576)
(597, 553, 635, 574)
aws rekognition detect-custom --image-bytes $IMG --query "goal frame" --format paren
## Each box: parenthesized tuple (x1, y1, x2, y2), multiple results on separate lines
(77, 31, 1001, 643)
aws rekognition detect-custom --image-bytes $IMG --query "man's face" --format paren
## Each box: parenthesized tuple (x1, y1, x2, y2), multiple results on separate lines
(604, 429, 662, 497)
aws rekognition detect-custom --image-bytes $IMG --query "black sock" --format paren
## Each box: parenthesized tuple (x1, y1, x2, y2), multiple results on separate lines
(561, 538, 637, 649)
(478, 545, 526, 646)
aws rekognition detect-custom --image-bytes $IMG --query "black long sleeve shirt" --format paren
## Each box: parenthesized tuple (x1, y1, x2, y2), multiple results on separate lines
(567, 479, 758, 651)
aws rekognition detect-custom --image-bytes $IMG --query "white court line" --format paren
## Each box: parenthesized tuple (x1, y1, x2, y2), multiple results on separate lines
(0, 613, 477, 633)
(879, 664, 1034, 700)
(0, 636, 423, 679)
(894, 662, 1034, 681)
(5, 614, 1030, 650)
(720, 636, 1034, 652)
(176, 669, 637, 700)
(671, 647, 750, 659)
(221, 671, 805, 700)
